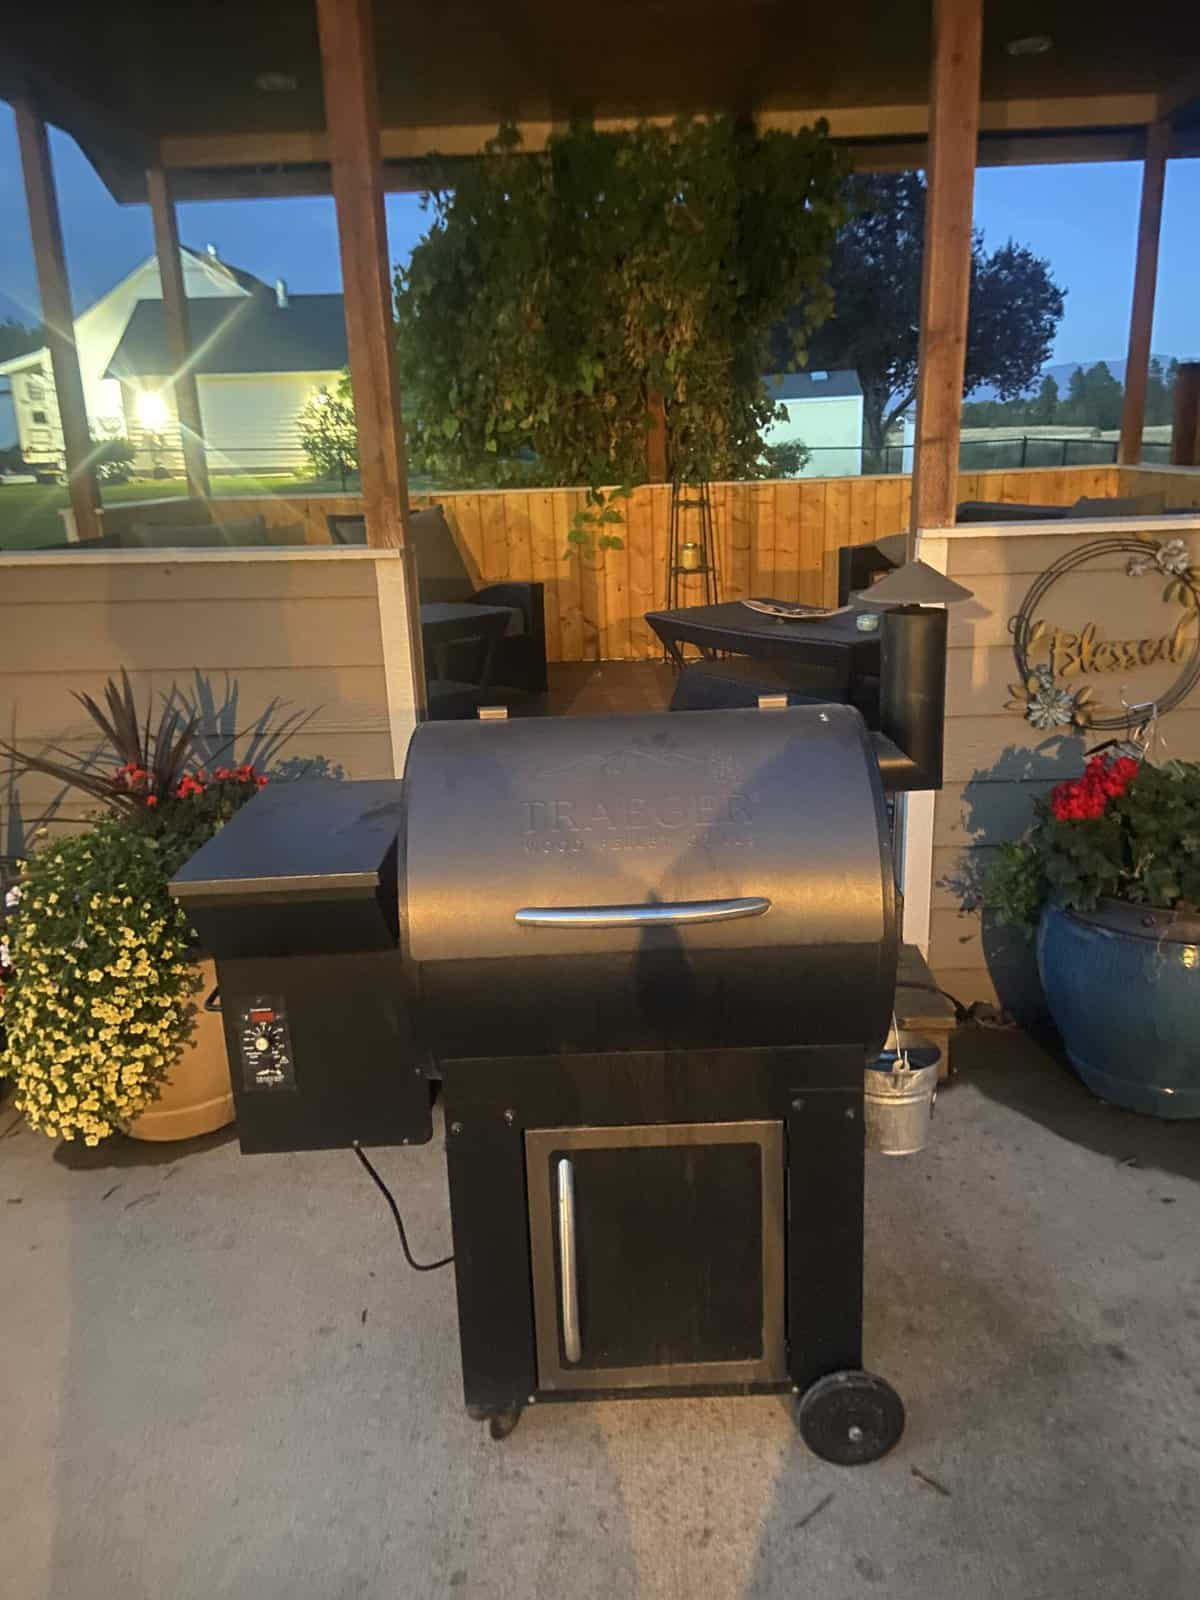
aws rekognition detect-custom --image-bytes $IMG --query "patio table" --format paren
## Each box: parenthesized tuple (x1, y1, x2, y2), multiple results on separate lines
(421, 600, 512, 690)
(645, 598, 881, 697)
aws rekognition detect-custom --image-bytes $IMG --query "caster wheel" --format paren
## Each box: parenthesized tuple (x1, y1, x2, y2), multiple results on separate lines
(487, 1407, 523, 1441)
(795, 1371, 905, 1465)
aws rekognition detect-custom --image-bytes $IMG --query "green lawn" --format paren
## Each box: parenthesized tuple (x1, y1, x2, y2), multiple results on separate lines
(0, 474, 363, 549)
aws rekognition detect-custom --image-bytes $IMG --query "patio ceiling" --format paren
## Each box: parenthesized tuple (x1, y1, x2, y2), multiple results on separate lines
(3, 0, 1200, 201)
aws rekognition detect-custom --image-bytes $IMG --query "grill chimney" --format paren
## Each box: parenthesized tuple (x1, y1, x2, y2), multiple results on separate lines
(275, 279, 289, 309)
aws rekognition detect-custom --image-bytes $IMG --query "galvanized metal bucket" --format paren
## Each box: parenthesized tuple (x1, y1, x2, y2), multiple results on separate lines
(864, 1031, 941, 1156)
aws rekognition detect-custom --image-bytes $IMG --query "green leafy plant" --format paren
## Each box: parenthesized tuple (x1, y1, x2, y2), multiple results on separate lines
(754, 440, 811, 479)
(297, 372, 358, 488)
(983, 752, 1200, 937)
(565, 484, 631, 559)
(0, 670, 311, 839)
(91, 434, 135, 483)
(395, 118, 847, 492)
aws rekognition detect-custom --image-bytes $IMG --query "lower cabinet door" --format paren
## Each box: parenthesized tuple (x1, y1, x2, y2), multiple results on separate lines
(525, 1120, 785, 1391)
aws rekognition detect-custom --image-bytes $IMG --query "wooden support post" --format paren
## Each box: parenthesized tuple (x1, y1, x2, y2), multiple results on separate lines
(315, 0, 426, 720)
(315, 0, 410, 550)
(1119, 122, 1170, 467)
(146, 164, 211, 499)
(646, 389, 668, 482)
(13, 97, 102, 543)
(908, 0, 983, 553)
(1172, 363, 1200, 468)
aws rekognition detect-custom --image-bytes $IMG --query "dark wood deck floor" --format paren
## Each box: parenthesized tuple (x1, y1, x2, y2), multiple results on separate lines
(512, 661, 676, 717)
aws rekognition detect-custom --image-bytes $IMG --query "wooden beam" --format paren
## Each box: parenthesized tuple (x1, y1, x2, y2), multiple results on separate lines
(154, 91, 1165, 177)
(146, 164, 210, 499)
(1172, 363, 1200, 468)
(13, 96, 102, 543)
(315, 0, 426, 718)
(908, 0, 983, 549)
(1118, 123, 1170, 466)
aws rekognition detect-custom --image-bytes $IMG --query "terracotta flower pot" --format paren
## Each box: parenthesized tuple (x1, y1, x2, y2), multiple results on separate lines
(126, 958, 234, 1141)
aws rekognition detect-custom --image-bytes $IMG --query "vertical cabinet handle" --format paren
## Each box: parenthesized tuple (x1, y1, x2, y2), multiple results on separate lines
(556, 1157, 582, 1365)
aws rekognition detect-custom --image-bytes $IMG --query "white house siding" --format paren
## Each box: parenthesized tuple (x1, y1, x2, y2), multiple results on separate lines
(118, 371, 339, 474)
(762, 393, 865, 478)
(197, 372, 339, 472)
(1, 252, 249, 464)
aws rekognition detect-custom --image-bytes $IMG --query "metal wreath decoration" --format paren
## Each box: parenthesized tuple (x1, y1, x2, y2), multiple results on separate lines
(1007, 536, 1200, 732)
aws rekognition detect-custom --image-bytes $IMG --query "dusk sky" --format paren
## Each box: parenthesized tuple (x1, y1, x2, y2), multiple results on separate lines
(2, 102, 1198, 374)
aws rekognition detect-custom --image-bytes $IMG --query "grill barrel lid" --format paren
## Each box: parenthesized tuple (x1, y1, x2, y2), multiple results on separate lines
(403, 706, 895, 966)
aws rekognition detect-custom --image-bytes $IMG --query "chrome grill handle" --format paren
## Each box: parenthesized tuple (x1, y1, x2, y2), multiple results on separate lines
(515, 897, 770, 929)
(556, 1157, 582, 1365)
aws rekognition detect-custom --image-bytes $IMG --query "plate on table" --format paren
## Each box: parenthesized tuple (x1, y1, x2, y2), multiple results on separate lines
(741, 599, 853, 622)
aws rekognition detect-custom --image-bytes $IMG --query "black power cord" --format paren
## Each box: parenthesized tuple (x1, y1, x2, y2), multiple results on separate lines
(352, 1141, 454, 1272)
(900, 978, 970, 1024)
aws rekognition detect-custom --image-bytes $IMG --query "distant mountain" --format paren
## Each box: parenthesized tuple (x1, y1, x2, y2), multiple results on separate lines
(969, 355, 1176, 403)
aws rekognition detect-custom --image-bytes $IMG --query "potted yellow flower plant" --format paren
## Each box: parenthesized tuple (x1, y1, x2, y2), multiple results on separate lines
(0, 672, 316, 1145)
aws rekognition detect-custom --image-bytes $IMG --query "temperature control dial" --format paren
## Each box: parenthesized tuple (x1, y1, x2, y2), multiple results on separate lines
(237, 999, 296, 1091)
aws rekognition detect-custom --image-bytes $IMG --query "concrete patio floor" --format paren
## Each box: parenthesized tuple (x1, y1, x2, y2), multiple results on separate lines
(2, 1027, 1198, 1600)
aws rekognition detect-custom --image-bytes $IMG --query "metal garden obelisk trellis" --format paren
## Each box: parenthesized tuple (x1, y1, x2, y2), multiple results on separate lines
(666, 480, 720, 612)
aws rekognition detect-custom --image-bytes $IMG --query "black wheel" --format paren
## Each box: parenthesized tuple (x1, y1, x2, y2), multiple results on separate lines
(487, 1407, 523, 1441)
(795, 1371, 905, 1465)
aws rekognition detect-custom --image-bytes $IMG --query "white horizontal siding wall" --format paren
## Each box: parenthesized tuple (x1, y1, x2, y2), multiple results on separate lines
(198, 371, 341, 472)
(762, 393, 864, 478)
(0, 548, 419, 853)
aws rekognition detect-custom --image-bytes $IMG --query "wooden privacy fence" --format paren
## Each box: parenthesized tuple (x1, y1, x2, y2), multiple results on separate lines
(215, 464, 1121, 663)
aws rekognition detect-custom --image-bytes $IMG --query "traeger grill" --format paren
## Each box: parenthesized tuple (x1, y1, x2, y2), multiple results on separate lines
(175, 700, 921, 1464)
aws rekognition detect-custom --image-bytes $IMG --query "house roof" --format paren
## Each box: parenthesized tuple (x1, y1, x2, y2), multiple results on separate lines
(106, 291, 348, 379)
(178, 245, 267, 297)
(765, 370, 862, 401)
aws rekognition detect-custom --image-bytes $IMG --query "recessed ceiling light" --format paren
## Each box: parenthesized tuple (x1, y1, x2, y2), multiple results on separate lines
(1006, 35, 1054, 56)
(255, 71, 298, 93)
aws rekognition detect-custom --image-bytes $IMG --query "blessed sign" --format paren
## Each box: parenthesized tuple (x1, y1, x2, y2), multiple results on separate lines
(1009, 536, 1200, 731)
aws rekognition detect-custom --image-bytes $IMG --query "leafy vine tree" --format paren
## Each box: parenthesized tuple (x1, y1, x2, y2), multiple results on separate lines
(296, 372, 358, 488)
(773, 172, 1065, 470)
(394, 120, 847, 490)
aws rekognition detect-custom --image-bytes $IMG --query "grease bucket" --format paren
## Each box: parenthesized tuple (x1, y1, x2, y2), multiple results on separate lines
(864, 1031, 941, 1156)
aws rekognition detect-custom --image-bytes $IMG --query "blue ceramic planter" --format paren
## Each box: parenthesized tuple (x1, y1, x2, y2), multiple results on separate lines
(1037, 900, 1200, 1119)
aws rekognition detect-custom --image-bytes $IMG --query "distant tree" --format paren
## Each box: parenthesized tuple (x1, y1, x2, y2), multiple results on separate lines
(1031, 373, 1060, 425)
(1061, 366, 1087, 424)
(1146, 357, 1173, 427)
(297, 372, 358, 488)
(771, 173, 1065, 470)
(0, 319, 43, 363)
(1083, 361, 1124, 431)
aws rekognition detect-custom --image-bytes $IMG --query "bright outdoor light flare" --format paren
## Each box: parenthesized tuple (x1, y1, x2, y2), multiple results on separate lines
(135, 389, 169, 430)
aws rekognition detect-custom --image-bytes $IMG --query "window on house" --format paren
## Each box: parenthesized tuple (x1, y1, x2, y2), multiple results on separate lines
(26, 379, 44, 401)
(31, 410, 49, 424)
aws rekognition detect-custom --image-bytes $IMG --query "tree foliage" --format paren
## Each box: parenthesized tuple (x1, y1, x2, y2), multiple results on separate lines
(296, 372, 358, 488)
(0, 318, 42, 364)
(773, 173, 1065, 468)
(963, 359, 1181, 434)
(394, 120, 848, 489)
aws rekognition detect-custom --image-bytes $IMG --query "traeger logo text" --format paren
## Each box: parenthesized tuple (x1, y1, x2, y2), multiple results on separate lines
(522, 792, 754, 854)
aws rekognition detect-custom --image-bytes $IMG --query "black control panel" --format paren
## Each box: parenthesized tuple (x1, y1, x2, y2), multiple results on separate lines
(237, 997, 296, 1092)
